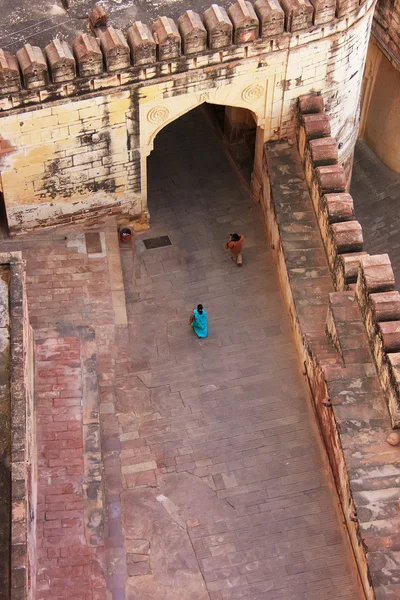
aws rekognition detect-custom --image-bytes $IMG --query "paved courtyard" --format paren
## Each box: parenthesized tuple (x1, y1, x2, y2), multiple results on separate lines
(351, 140, 400, 282)
(0, 107, 362, 599)
(118, 107, 361, 599)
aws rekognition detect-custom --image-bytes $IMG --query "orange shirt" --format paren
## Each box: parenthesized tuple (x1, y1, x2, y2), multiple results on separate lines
(227, 235, 244, 254)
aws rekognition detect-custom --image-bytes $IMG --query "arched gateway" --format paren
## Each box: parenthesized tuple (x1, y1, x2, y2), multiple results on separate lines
(0, 0, 375, 234)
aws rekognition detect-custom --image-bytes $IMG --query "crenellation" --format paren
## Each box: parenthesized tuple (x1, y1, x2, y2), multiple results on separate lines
(99, 27, 131, 73)
(0, 50, 20, 94)
(45, 39, 76, 84)
(88, 5, 107, 34)
(178, 11, 208, 55)
(16, 45, 48, 90)
(279, 0, 314, 31)
(152, 17, 182, 61)
(255, 0, 285, 37)
(309, 137, 338, 165)
(127, 22, 157, 66)
(228, 0, 260, 43)
(309, 0, 336, 24)
(203, 4, 233, 49)
(330, 220, 363, 253)
(324, 193, 354, 222)
(73, 34, 103, 78)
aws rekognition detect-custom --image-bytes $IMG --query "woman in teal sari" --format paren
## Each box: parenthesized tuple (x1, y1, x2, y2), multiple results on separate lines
(190, 304, 208, 338)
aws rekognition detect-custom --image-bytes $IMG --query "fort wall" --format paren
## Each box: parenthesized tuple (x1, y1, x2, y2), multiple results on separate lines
(0, 0, 375, 233)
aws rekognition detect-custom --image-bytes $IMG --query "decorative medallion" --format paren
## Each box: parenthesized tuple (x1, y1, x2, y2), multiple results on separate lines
(197, 92, 210, 104)
(147, 106, 170, 124)
(241, 84, 264, 103)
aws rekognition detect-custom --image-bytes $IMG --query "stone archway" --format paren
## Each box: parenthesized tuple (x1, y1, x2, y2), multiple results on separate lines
(138, 73, 273, 217)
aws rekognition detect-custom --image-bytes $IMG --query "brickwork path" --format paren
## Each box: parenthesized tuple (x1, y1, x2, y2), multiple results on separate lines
(0, 107, 362, 599)
(34, 329, 106, 599)
(351, 140, 400, 282)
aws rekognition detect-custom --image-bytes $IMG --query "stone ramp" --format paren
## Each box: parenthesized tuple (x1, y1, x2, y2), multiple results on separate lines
(265, 138, 400, 599)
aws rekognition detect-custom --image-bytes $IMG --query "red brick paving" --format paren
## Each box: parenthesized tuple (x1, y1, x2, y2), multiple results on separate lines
(34, 331, 106, 600)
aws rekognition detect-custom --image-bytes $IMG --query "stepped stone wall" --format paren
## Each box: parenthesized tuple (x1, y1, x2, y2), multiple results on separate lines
(298, 92, 400, 429)
(0, 0, 374, 233)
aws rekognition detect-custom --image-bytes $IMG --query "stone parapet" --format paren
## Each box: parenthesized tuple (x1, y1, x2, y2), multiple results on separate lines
(263, 138, 400, 600)
(0, 0, 374, 111)
(297, 93, 365, 285)
(298, 91, 400, 429)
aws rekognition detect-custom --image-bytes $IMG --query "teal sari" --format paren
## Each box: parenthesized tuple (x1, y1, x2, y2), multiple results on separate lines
(191, 309, 208, 338)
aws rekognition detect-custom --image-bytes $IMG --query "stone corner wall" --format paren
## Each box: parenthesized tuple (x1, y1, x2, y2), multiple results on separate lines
(297, 92, 400, 430)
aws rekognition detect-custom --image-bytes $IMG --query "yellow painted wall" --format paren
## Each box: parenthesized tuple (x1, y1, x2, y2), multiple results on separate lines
(363, 48, 400, 174)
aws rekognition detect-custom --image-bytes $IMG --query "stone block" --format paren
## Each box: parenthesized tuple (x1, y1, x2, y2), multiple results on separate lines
(309, 137, 338, 166)
(0, 50, 20, 94)
(152, 17, 181, 60)
(16, 44, 48, 89)
(360, 254, 395, 294)
(73, 34, 103, 77)
(255, 0, 285, 37)
(324, 193, 354, 222)
(316, 165, 347, 193)
(279, 0, 314, 31)
(99, 27, 130, 72)
(228, 0, 260, 44)
(337, 252, 368, 285)
(88, 6, 107, 33)
(203, 4, 233, 49)
(336, 0, 359, 17)
(178, 10, 207, 55)
(309, 0, 336, 24)
(377, 322, 400, 353)
(298, 93, 324, 114)
(302, 113, 331, 139)
(370, 291, 400, 322)
(127, 22, 157, 66)
(330, 221, 363, 253)
(45, 39, 76, 83)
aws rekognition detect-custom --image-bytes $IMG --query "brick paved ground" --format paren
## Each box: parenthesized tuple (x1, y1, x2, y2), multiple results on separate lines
(35, 329, 106, 599)
(115, 108, 362, 599)
(351, 140, 400, 282)
(0, 227, 128, 599)
(0, 107, 362, 598)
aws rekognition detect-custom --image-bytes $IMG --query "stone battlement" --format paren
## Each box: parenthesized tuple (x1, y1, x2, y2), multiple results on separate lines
(0, 0, 373, 113)
(298, 92, 400, 429)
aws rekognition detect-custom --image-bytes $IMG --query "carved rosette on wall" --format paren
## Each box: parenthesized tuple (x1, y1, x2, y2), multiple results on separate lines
(147, 106, 170, 124)
(241, 84, 264, 103)
(197, 92, 210, 104)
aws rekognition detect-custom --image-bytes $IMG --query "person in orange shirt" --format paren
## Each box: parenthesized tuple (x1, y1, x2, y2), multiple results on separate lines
(224, 233, 244, 266)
